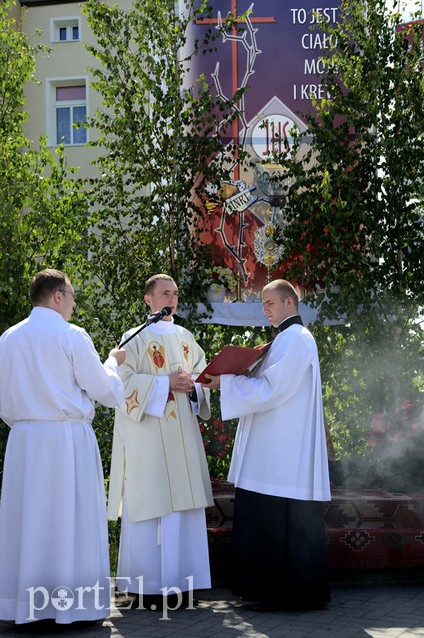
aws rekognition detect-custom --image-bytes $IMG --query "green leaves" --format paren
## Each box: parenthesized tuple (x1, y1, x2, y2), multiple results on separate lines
(0, 1, 91, 335)
(80, 0, 246, 338)
(260, 0, 423, 461)
(269, 0, 423, 328)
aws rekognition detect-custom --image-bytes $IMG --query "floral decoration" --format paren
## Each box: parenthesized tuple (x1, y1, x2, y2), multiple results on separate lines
(253, 222, 284, 269)
(198, 417, 237, 478)
(206, 266, 237, 292)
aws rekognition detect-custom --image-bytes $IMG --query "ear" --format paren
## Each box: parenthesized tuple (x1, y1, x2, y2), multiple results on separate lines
(144, 294, 152, 307)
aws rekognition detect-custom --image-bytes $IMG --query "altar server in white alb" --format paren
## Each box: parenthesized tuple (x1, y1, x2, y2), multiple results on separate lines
(0, 269, 126, 627)
(108, 274, 213, 611)
(203, 279, 331, 611)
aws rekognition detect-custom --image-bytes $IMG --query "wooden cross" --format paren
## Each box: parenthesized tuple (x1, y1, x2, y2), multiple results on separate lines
(196, 1, 277, 180)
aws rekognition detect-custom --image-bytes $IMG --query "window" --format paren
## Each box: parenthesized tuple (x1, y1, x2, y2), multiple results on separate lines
(51, 18, 80, 43)
(55, 85, 87, 145)
(46, 78, 89, 147)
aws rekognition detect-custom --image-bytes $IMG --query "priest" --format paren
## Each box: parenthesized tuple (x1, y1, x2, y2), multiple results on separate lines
(203, 279, 331, 611)
(108, 274, 213, 611)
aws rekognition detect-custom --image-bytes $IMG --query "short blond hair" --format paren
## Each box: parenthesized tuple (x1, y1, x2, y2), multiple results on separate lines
(263, 279, 299, 310)
(144, 274, 175, 296)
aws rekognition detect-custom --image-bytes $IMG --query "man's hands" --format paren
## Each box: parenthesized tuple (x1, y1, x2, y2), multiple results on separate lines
(201, 374, 220, 389)
(170, 369, 194, 393)
(109, 346, 126, 366)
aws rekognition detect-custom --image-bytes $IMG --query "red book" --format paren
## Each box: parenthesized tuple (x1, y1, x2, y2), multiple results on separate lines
(196, 342, 272, 384)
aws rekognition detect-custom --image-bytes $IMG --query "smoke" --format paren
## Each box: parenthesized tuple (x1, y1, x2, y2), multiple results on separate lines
(319, 317, 423, 494)
(334, 401, 424, 493)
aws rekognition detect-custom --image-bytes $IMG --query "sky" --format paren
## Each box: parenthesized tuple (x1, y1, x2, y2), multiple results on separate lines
(386, 0, 424, 20)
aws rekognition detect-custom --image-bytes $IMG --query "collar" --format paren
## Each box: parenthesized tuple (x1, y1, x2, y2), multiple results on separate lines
(30, 306, 65, 322)
(148, 317, 176, 335)
(277, 314, 304, 333)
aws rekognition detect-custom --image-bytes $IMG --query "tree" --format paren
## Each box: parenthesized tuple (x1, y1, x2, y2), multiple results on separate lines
(0, 0, 92, 334)
(273, 0, 423, 320)
(81, 0, 245, 341)
(0, 0, 93, 481)
(267, 0, 423, 463)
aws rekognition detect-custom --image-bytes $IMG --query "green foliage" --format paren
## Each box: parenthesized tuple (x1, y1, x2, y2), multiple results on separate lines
(108, 519, 121, 577)
(80, 0, 247, 352)
(269, 0, 423, 325)
(365, 397, 424, 491)
(314, 321, 423, 459)
(1, 0, 422, 498)
(0, 0, 93, 480)
(262, 0, 423, 465)
(0, 1, 92, 335)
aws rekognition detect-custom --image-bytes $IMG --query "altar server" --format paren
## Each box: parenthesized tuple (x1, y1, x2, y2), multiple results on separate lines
(203, 279, 331, 611)
(108, 274, 213, 611)
(0, 269, 126, 626)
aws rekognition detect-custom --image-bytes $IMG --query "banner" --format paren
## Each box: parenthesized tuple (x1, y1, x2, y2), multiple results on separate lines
(188, 0, 340, 296)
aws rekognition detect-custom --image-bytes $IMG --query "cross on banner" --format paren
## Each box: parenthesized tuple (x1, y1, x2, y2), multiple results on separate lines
(196, 1, 277, 180)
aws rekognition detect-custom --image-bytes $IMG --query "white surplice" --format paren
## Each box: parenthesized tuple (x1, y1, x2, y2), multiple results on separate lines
(223, 323, 331, 502)
(109, 320, 212, 594)
(0, 307, 125, 624)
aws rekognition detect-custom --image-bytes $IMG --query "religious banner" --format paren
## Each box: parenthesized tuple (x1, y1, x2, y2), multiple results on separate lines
(186, 0, 340, 297)
(397, 17, 424, 48)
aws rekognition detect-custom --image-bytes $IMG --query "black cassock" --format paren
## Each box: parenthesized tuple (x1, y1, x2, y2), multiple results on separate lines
(231, 488, 331, 608)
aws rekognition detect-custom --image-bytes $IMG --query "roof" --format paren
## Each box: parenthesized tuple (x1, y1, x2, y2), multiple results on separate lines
(20, 0, 87, 6)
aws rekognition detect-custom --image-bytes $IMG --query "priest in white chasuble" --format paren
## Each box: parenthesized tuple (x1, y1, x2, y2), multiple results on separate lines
(108, 274, 213, 610)
(203, 279, 331, 612)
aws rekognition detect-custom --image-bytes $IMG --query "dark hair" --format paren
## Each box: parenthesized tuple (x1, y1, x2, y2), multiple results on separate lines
(144, 274, 175, 296)
(29, 269, 68, 306)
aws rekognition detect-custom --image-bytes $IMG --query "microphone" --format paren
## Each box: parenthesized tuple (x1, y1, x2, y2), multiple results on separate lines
(146, 306, 172, 326)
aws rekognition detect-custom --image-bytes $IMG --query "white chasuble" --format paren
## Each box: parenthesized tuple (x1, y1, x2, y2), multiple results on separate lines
(108, 320, 213, 523)
(223, 324, 331, 502)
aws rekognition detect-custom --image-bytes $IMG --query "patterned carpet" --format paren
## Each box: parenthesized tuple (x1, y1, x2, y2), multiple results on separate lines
(206, 480, 424, 580)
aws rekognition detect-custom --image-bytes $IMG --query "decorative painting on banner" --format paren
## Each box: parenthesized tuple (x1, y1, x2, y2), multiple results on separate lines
(187, 0, 340, 296)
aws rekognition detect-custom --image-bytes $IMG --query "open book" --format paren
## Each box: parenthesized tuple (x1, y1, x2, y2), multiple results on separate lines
(196, 341, 272, 384)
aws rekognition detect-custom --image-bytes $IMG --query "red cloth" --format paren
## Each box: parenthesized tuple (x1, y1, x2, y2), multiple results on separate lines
(207, 483, 424, 574)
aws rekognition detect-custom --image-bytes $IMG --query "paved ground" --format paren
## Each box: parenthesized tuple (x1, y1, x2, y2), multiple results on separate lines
(2, 577, 424, 638)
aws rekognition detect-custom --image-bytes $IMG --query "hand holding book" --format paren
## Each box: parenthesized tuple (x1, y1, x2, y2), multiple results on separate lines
(196, 342, 272, 385)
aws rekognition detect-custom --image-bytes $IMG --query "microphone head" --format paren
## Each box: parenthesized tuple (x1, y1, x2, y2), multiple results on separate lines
(146, 306, 172, 326)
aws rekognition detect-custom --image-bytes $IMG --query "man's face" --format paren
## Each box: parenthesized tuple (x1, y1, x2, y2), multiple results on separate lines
(57, 280, 76, 322)
(262, 288, 292, 328)
(144, 279, 178, 320)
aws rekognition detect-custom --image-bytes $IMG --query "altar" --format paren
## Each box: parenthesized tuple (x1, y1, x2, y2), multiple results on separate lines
(194, 300, 321, 326)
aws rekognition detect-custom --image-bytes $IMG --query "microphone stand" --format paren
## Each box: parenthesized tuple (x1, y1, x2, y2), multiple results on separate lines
(118, 319, 150, 349)
(118, 309, 171, 349)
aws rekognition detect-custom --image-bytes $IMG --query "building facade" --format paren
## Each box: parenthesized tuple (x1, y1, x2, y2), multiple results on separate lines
(18, 0, 130, 179)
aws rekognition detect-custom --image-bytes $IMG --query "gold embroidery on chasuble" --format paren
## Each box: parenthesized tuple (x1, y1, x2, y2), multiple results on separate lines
(125, 388, 140, 415)
(165, 391, 177, 420)
(181, 342, 191, 366)
(148, 341, 166, 371)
